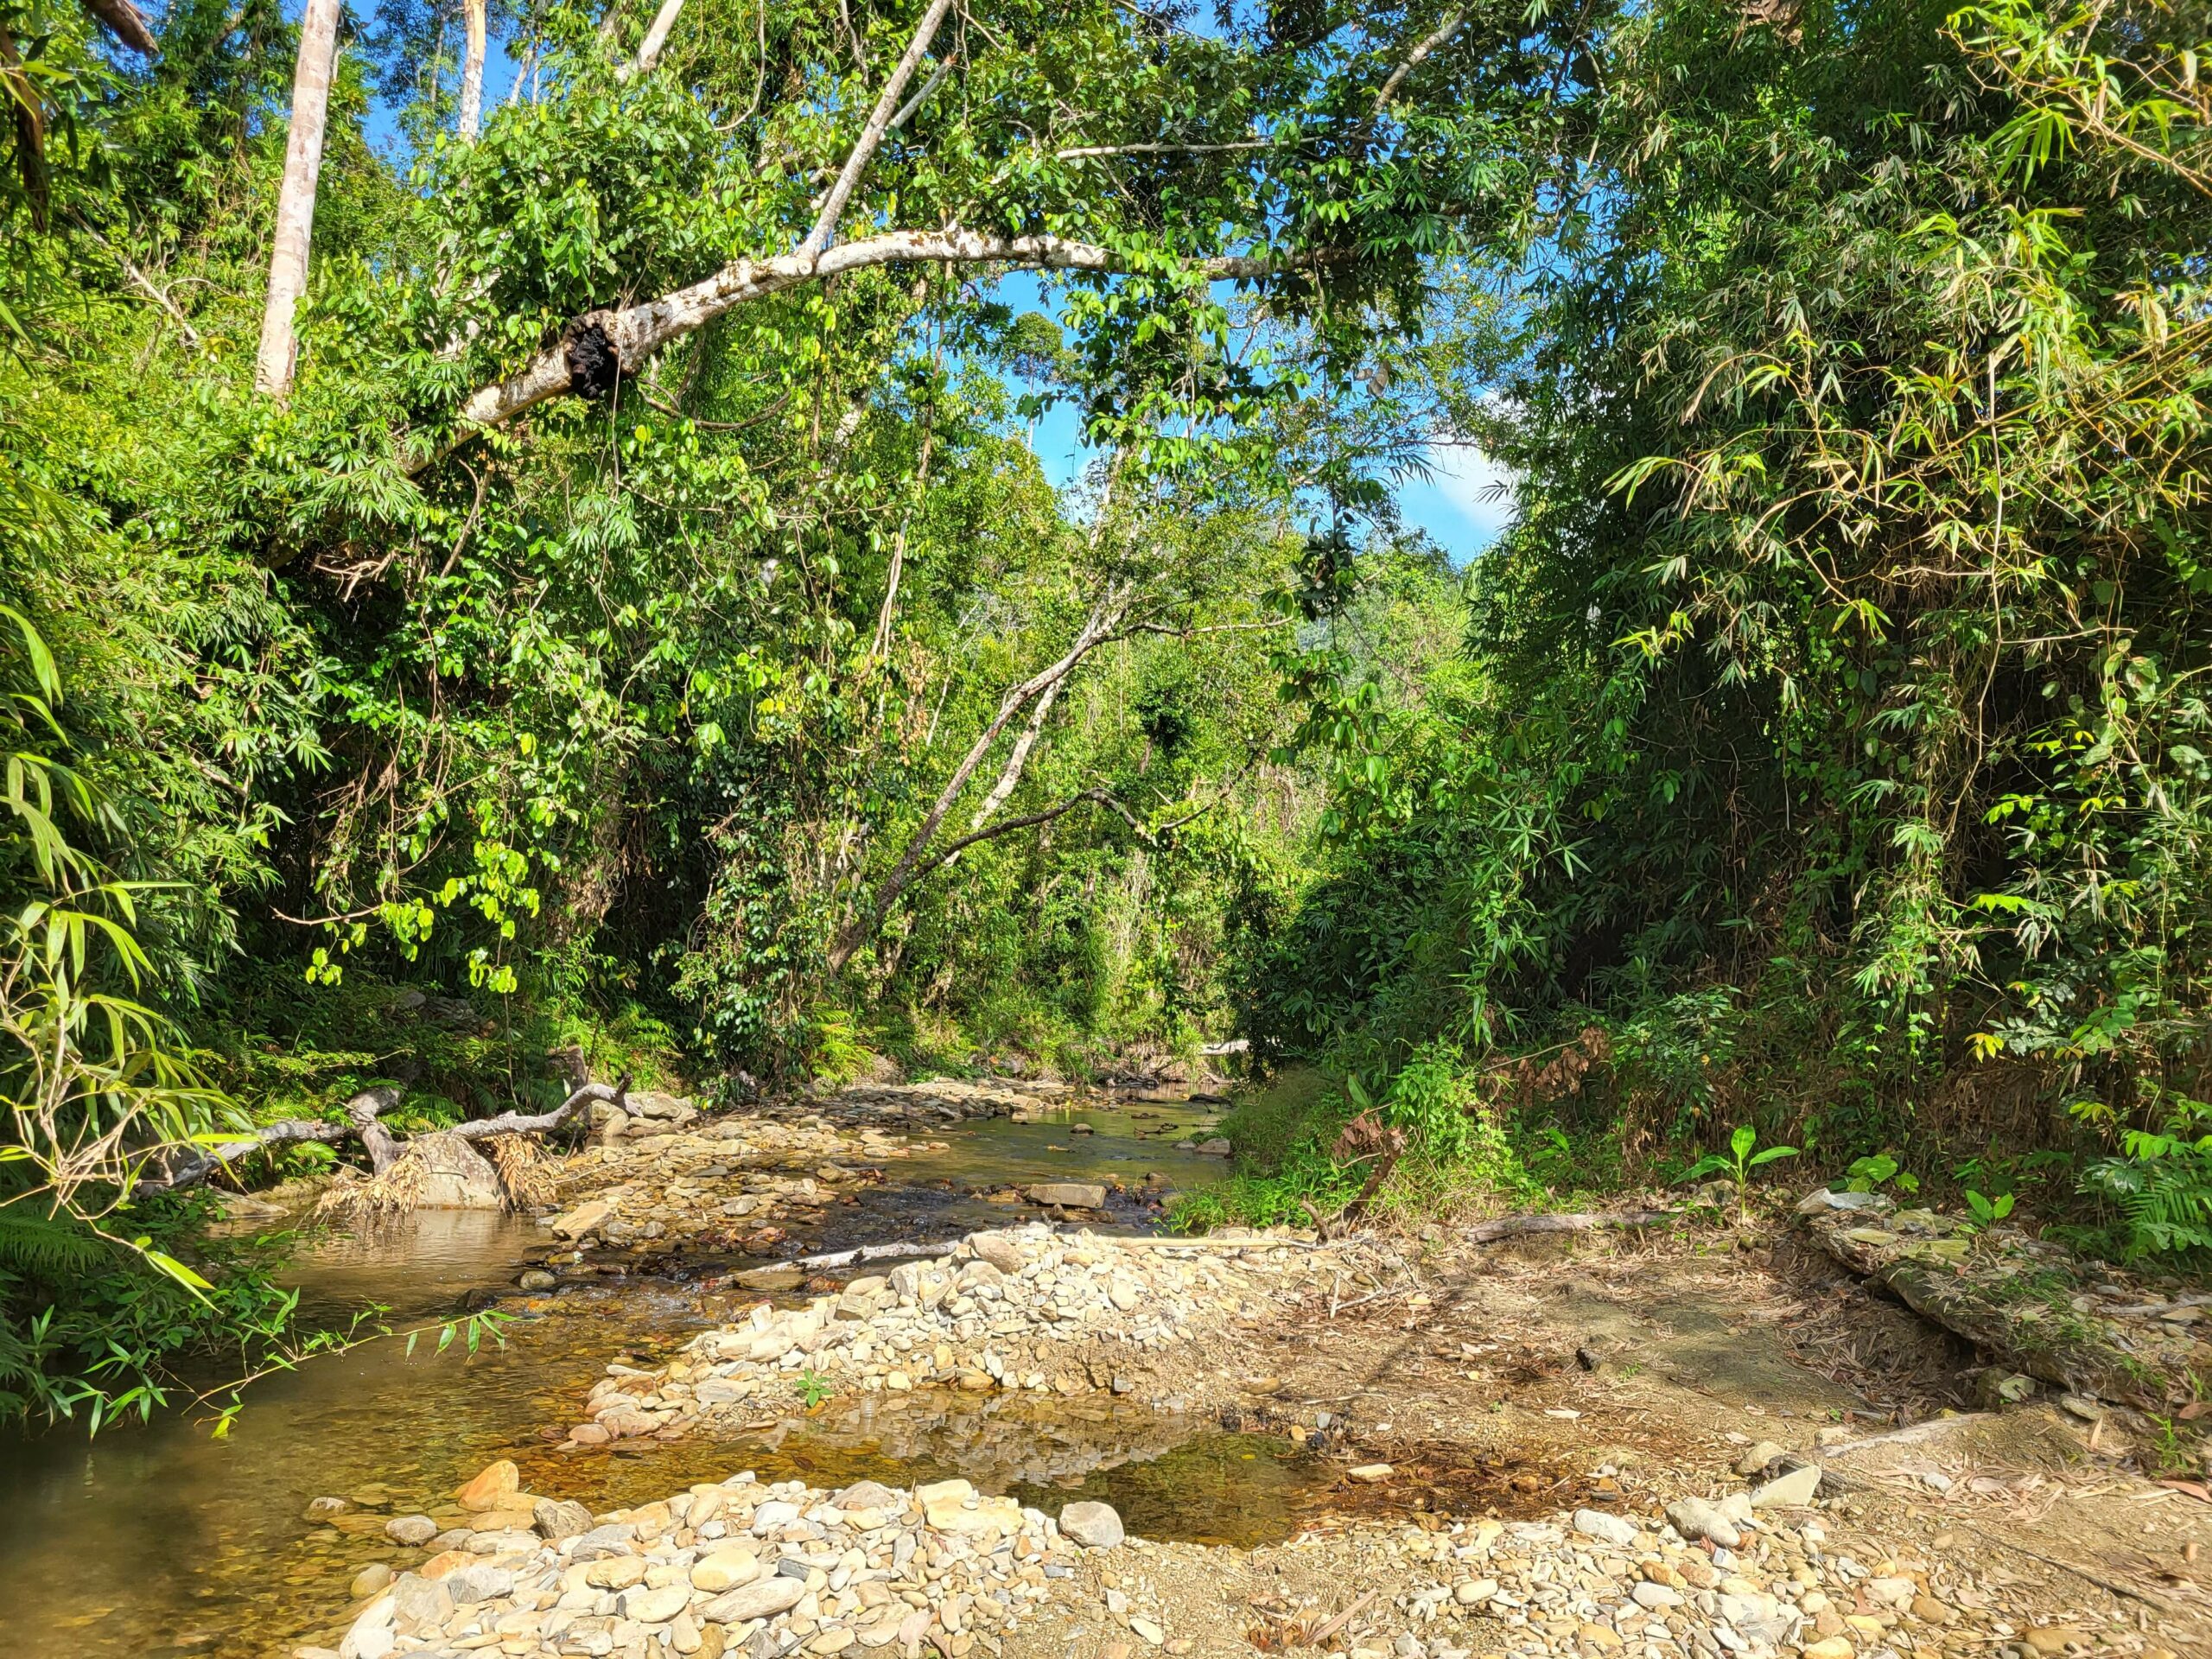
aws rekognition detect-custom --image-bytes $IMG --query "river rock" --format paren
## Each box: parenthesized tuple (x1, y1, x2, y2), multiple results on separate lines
(1749, 1461, 1823, 1508)
(445, 1562, 513, 1604)
(568, 1522, 636, 1560)
(454, 1459, 519, 1511)
(303, 1495, 350, 1522)
(1060, 1500, 1125, 1549)
(967, 1231, 1025, 1274)
(691, 1545, 764, 1591)
(548, 1198, 612, 1240)
(338, 1593, 396, 1659)
(1572, 1508, 1640, 1547)
(701, 1573, 808, 1624)
(1665, 1496, 1741, 1548)
(351, 1562, 394, 1599)
(391, 1573, 453, 1630)
(517, 1268, 557, 1291)
(532, 1497, 593, 1539)
(1026, 1182, 1107, 1210)
(621, 1581, 693, 1623)
(1195, 1138, 1231, 1156)
(385, 1514, 439, 1546)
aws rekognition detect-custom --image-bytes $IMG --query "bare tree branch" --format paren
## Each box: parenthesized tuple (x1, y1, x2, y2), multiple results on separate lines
(829, 585, 1132, 969)
(967, 677, 1061, 832)
(136, 1080, 627, 1192)
(1056, 139, 1274, 159)
(804, 0, 957, 255)
(616, 0, 688, 79)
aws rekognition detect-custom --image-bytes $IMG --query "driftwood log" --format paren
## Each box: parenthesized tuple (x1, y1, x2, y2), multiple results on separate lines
(143, 1077, 628, 1193)
(1797, 1187, 2212, 1408)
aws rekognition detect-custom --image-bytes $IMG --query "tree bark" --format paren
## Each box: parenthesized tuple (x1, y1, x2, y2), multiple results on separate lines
(827, 587, 1130, 969)
(457, 0, 487, 139)
(254, 0, 343, 398)
(79, 0, 158, 54)
(967, 677, 1060, 832)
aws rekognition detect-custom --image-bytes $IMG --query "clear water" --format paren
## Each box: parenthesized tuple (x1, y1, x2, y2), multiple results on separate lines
(0, 1096, 1332, 1659)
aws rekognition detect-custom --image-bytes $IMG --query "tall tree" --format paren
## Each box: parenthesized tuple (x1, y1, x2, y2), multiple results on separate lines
(456, 0, 486, 137)
(253, 0, 343, 397)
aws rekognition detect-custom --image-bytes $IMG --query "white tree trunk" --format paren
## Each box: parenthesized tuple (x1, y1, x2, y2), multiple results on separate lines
(617, 0, 687, 77)
(458, 0, 487, 139)
(253, 0, 344, 399)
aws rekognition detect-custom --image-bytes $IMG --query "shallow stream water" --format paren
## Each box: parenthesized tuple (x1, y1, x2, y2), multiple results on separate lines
(0, 1096, 1334, 1658)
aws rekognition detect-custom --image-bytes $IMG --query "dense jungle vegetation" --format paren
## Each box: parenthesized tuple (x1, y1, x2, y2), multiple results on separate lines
(3, 0, 2211, 1422)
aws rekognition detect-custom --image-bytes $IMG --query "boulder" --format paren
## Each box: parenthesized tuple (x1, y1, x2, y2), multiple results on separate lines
(1026, 1182, 1107, 1210)
(410, 1131, 505, 1209)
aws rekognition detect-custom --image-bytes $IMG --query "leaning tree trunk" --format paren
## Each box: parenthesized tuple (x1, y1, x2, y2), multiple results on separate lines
(457, 0, 487, 139)
(253, 0, 343, 399)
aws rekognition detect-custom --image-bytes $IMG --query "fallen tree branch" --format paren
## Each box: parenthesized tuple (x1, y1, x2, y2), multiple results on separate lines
(442, 1077, 629, 1143)
(139, 1078, 626, 1193)
(1460, 1208, 1678, 1243)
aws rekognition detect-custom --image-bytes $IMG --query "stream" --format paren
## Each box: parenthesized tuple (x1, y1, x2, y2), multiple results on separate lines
(0, 1095, 1336, 1658)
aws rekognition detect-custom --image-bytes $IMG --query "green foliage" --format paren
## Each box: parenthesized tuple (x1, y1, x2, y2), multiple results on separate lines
(2081, 1090, 2212, 1260)
(1681, 1127, 1800, 1219)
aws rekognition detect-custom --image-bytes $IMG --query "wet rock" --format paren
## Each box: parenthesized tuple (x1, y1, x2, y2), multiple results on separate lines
(532, 1497, 593, 1540)
(303, 1496, 351, 1522)
(517, 1268, 557, 1291)
(350, 1562, 393, 1599)
(453, 1459, 518, 1512)
(1060, 1500, 1125, 1549)
(384, 1514, 438, 1547)
(1194, 1138, 1231, 1156)
(1026, 1182, 1107, 1209)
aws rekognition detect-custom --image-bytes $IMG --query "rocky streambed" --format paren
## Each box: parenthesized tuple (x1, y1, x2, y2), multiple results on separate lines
(7, 1080, 2209, 1659)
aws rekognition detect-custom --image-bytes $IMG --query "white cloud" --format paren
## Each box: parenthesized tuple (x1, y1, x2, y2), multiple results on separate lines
(1426, 445, 1518, 542)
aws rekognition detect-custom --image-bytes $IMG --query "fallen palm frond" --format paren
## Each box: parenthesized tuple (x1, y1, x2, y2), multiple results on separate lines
(313, 1145, 429, 1227)
(484, 1132, 554, 1211)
